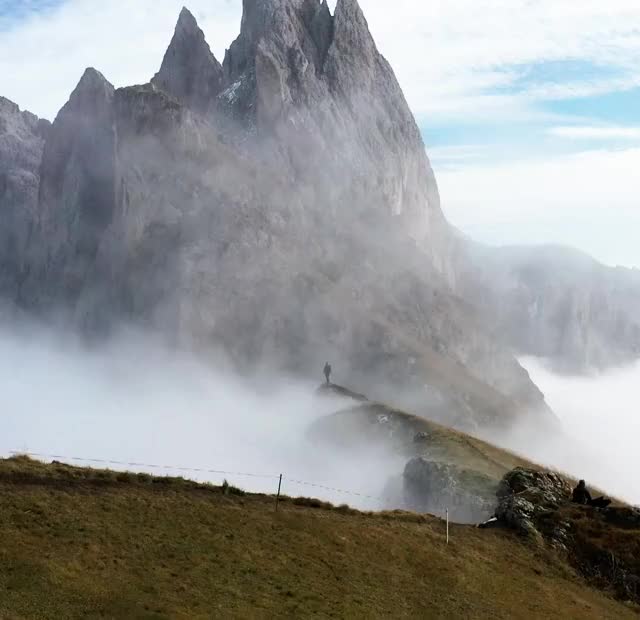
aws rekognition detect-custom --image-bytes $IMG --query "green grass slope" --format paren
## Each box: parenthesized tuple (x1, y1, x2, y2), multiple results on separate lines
(0, 457, 636, 619)
(312, 398, 537, 477)
(310, 396, 544, 515)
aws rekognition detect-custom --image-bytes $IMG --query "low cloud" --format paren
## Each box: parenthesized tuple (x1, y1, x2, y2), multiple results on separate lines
(1, 322, 402, 510)
(437, 147, 640, 268)
(2, 320, 637, 510)
(516, 357, 640, 506)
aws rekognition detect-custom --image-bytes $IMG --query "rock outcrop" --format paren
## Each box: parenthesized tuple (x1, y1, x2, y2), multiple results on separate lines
(403, 457, 495, 523)
(0, 97, 49, 295)
(311, 394, 541, 520)
(494, 467, 572, 541)
(495, 467, 640, 604)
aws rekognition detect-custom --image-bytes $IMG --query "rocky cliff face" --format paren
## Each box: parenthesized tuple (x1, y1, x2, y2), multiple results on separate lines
(5, 0, 629, 434)
(0, 97, 49, 295)
(24, 69, 116, 311)
(9, 1, 551, 433)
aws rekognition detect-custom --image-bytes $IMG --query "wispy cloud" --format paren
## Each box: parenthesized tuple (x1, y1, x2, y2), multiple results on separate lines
(548, 125, 640, 140)
(353, 0, 640, 122)
(521, 357, 640, 506)
(2, 0, 640, 121)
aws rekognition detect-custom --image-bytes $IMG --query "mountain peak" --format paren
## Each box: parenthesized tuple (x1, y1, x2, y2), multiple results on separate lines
(75, 67, 113, 92)
(151, 7, 223, 115)
(331, 0, 375, 55)
(0, 95, 20, 116)
(176, 6, 198, 34)
(65, 68, 115, 115)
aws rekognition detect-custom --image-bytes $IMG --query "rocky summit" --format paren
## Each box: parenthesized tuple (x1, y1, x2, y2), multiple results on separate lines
(1, 0, 640, 434)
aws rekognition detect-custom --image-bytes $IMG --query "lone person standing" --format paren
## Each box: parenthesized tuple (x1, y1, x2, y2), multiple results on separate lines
(323, 362, 332, 384)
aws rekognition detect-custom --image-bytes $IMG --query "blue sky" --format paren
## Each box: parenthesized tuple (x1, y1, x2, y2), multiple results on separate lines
(0, 0, 62, 27)
(1, 0, 639, 267)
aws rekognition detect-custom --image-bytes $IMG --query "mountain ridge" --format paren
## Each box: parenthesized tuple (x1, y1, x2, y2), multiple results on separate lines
(1, 1, 639, 437)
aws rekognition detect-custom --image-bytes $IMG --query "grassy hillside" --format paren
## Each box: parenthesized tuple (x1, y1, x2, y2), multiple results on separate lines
(0, 456, 636, 619)
(310, 395, 544, 517)
(312, 397, 538, 478)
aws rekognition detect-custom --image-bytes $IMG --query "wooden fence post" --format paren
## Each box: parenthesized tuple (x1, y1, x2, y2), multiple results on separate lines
(275, 474, 283, 511)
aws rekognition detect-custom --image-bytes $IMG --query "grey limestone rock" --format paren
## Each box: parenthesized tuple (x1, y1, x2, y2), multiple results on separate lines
(403, 457, 496, 524)
(151, 7, 224, 116)
(0, 96, 49, 294)
(494, 467, 572, 540)
(0, 1, 615, 434)
(10, 3, 551, 432)
(21, 68, 116, 313)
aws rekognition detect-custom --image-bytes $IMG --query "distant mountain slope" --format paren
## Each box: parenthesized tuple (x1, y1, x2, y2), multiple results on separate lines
(454, 241, 640, 372)
(0, 456, 636, 619)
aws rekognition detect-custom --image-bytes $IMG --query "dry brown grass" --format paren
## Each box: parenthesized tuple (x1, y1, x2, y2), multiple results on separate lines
(0, 456, 636, 619)
(539, 503, 640, 602)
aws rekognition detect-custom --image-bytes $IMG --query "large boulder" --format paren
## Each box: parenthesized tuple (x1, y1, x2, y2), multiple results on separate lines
(494, 467, 572, 540)
(403, 457, 496, 524)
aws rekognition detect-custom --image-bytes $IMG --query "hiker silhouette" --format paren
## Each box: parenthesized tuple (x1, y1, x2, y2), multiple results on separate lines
(323, 362, 332, 384)
(572, 480, 611, 508)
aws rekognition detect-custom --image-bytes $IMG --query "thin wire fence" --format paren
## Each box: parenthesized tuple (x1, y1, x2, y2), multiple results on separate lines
(8, 450, 387, 504)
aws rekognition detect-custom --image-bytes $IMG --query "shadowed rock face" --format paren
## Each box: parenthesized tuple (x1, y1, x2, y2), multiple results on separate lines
(0, 97, 50, 295)
(151, 8, 224, 116)
(3, 2, 552, 432)
(21, 69, 117, 314)
(403, 457, 496, 524)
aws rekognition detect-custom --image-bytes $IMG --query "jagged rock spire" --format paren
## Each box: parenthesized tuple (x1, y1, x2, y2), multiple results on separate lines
(307, 0, 333, 67)
(224, 0, 336, 80)
(66, 68, 115, 115)
(152, 7, 224, 115)
(332, 0, 375, 55)
(36, 66, 117, 278)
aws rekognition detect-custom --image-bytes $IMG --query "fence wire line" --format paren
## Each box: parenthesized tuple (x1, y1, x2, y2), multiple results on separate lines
(10, 451, 278, 480)
(9, 451, 385, 503)
(283, 477, 384, 501)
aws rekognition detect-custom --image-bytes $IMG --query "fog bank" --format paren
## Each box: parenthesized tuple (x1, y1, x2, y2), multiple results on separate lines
(0, 323, 404, 510)
(518, 357, 640, 505)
